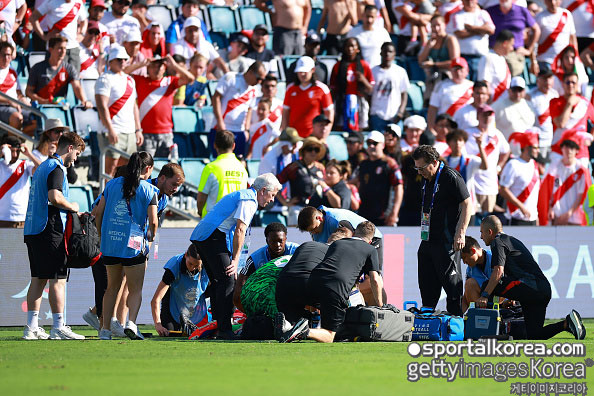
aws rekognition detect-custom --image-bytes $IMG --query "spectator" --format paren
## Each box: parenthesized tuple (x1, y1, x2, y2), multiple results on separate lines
(383, 124, 403, 164)
(330, 38, 374, 132)
(438, 0, 464, 34)
(259, 128, 301, 204)
(197, 130, 248, 217)
(477, 29, 513, 104)
(540, 139, 591, 225)
(26, 36, 92, 108)
(101, 0, 141, 45)
(0, 0, 26, 44)
(172, 16, 228, 73)
(369, 42, 409, 132)
(401, 115, 426, 153)
(130, 0, 150, 32)
(579, 42, 594, 70)
(551, 45, 589, 96)
(535, 0, 577, 70)
(95, 45, 142, 177)
(140, 22, 166, 59)
(453, 0, 495, 81)
(427, 57, 473, 135)
(173, 53, 208, 107)
(281, 56, 334, 138)
(30, 0, 85, 71)
(355, 130, 403, 226)
(212, 62, 267, 157)
(23, 132, 85, 340)
(492, 76, 536, 140)
(465, 104, 510, 215)
(95, 151, 159, 340)
(214, 33, 254, 80)
(121, 29, 147, 77)
(527, 70, 559, 158)
(277, 137, 326, 225)
(247, 99, 280, 160)
(32, 130, 59, 162)
(285, 31, 328, 84)
(88, 0, 110, 50)
(165, 0, 210, 54)
(563, 0, 593, 52)
(499, 131, 541, 225)
(392, 0, 433, 56)
(453, 81, 490, 132)
(527, 0, 543, 16)
(487, 0, 540, 76)
(79, 21, 104, 79)
(309, 159, 353, 209)
(305, 114, 331, 165)
(345, 130, 367, 171)
(251, 74, 283, 131)
(318, 0, 358, 56)
(346, 5, 391, 67)
(0, 135, 41, 228)
(433, 113, 458, 155)
(245, 24, 276, 64)
(255, 0, 311, 56)
(419, 15, 461, 97)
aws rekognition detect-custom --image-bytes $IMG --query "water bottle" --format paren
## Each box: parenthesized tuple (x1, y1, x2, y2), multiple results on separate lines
(169, 143, 179, 163)
(311, 312, 321, 329)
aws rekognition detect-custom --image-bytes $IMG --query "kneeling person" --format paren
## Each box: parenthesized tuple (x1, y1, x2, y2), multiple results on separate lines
(460, 236, 492, 312)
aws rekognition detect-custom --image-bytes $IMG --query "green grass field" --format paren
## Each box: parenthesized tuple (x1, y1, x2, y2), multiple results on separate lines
(1, 322, 593, 395)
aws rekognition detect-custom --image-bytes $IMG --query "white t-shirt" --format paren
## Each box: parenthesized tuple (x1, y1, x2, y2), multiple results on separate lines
(172, 38, 219, 66)
(491, 96, 537, 140)
(0, 0, 25, 41)
(547, 161, 589, 224)
(562, 0, 594, 38)
(429, 79, 474, 115)
(38, 0, 84, 49)
(79, 43, 100, 80)
(346, 25, 392, 68)
(101, 12, 140, 45)
(440, 1, 464, 34)
(500, 158, 540, 221)
(445, 154, 482, 214)
(453, 9, 494, 56)
(454, 103, 479, 131)
(392, 1, 416, 36)
(0, 159, 35, 221)
(217, 199, 258, 233)
(465, 126, 510, 195)
(248, 119, 280, 160)
(528, 86, 559, 148)
(535, 8, 576, 63)
(477, 51, 510, 102)
(434, 140, 450, 155)
(216, 72, 257, 132)
(95, 71, 137, 135)
(370, 64, 410, 120)
(250, 96, 283, 131)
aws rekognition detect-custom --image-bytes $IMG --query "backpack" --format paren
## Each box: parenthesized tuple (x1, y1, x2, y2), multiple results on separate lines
(337, 304, 415, 342)
(405, 302, 465, 341)
(64, 212, 102, 268)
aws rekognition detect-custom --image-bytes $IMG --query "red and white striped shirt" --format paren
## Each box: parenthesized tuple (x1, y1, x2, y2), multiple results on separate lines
(251, 96, 283, 131)
(79, 42, 101, 79)
(216, 72, 258, 132)
(465, 127, 510, 195)
(134, 75, 180, 135)
(248, 119, 280, 160)
(500, 158, 540, 221)
(0, 0, 26, 42)
(546, 160, 591, 224)
(38, 0, 83, 49)
(477, 51, 510, 103)
(0, 66, 19, 99)
(550, 95, 594, 158)
(429, 79, 474, 116)
(95, 71, 137, 135)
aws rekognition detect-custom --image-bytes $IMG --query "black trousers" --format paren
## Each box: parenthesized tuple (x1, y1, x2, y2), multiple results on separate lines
(275, 276, 311, 324)
(91, 258, 107, 317)
(192, 229, 235, 332)
(493, 276, 565, 340)
(417, 240, 463, 316)
(160, 290, 181, 331)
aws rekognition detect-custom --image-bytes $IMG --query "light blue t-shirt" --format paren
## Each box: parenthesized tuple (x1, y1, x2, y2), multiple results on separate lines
(465, 249, 493, 287)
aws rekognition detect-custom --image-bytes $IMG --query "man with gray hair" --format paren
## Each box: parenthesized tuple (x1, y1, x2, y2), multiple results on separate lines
(190, 173, 281, 339)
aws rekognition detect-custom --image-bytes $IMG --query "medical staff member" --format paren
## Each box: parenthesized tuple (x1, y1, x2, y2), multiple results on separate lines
(190, 173, 281, 339)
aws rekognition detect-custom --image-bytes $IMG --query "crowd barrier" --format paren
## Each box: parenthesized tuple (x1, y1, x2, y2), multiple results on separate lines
(1, 226, 592, 326)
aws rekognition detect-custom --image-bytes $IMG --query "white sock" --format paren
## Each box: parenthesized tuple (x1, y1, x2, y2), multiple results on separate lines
(52, 313, 64, 329)
(27, 311, 39, 329)
(111, 317, 119, 325)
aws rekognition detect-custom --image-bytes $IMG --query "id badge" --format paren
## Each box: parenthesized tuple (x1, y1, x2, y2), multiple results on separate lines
(421, 212, 431, 241)
(152, 231, 160, 260)
(127, 222, 144, 251)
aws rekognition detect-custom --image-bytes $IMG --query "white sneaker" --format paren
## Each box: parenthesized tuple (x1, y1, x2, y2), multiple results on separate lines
(110, 318, 127, 338)
(82, 308, 100, 331)
(98, 329, 112, 340)
(50, 325, 85, 340)
(22, 325, 50, 340)
(124, 321, 144, 340)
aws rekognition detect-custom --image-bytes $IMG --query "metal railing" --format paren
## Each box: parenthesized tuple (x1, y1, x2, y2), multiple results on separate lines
(0, 120, 37, 143)
(0, 91, 48, 122)
(99, 145, 201, 222)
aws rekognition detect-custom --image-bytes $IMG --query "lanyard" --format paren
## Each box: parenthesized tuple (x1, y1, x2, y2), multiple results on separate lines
(421, 162, 444, 213)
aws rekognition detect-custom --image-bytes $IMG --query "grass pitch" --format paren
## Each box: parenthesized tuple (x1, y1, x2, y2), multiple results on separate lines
(1, 322, 593, 395)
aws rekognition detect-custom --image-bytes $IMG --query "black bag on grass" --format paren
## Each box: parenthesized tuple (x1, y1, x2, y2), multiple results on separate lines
(65, 212, 102, 268)
(339, 305, 415, 342)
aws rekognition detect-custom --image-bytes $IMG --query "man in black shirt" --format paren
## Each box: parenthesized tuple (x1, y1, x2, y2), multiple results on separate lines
(279, 222, 383, 343)
(477, 215, 586, 340)
(245, 24, 276, 63)
(413, 145, 471, 316)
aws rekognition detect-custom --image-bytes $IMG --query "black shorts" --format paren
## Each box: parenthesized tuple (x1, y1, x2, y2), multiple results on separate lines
(308, 282, 348, 332)
(25, 230, 67, 280)
(102, 254, 147, 266)
(275, 276, 310, 324)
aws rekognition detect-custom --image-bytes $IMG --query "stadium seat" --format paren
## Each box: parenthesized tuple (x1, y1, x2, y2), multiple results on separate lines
(238, 6, 270, 30)
(189, 132, 210, 158)
(404, 57, 426, 82)
(258, 211, 287, 227)
(172, 106, 200, 133)
(180, 158, 207, 185)
(407, 81, 425, 115)
(152, 158, 170, 178)
(208, 6, 239, 35)
(27, 52, 46, 70)
(246, 159, 260, 177)
(66, 84, 77, 106)
(282, 55, 300, 77)
(200, 106, 215, 132)
(81, 79, 98, 107)
(148, 5, 175, 29)
(309, 8, 323, 32)
(71, 107, 102, 139)
(326, 133, 348, 161)
(157, 0, 179, 6)
(39, 105, 72, 129)
(207, 80, 219, 99)
(310, 0, 324, 8)
(317, 56, 340, 84)
(209, 31, 229, 51)
(269, 56, 285, 80)
(276, 81, 286, 99)
(69, 185, 94, 213)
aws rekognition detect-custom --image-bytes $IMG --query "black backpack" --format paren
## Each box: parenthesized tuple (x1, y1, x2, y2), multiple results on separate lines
(65, 212, 102, 268)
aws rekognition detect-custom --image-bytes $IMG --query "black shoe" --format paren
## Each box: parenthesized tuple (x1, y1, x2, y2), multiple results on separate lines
(279, 318, 309, 343)
(216, 330, 238, 340)
(567, 310, 586, 340)
(179, 314, 197, 337)
(274, 312, 291, 341)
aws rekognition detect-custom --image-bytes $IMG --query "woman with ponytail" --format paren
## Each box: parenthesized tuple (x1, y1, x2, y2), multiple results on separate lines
(94, 151, 159, 340)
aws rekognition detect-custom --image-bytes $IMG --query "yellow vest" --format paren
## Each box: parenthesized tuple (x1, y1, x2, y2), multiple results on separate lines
(198, 152, 248, 217)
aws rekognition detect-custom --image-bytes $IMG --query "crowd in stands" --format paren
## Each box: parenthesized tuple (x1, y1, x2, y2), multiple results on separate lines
(1, 0, 594, 228)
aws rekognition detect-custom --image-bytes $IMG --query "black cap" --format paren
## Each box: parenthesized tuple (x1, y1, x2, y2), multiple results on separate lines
(313, 114, 331, 124)
(230, 33, 250, 47)
(305, 30, 321, 44)
(538, 69, 554, 78)
(182, 0, 200, 4)
(253, 24, 269, 34)
(345, 131, 364, 143)
(1, 134, 22, 148)
(131, 0, 148, 7)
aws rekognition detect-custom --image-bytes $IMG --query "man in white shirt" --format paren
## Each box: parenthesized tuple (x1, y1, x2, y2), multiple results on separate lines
(79, 21, 104, 79)
(535, 0, 577, 69)
(526, 69, 559, 157)
(492, 76, 536, 140)
(250, 74, 283, 132)
(122, 29, 146, 77)
(454, 81, 490, 132)
(0, 42, 35, 133)
(101, 0, 141, 45)
(0, 0, 26, 45)
(477, 29, 513, 104)
(346, 5, 392, 67)
(95, 46, 142, 176)
(561, 0, 593, 53)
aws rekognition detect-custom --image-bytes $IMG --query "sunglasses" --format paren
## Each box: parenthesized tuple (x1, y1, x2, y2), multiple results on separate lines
(414, 163, 431, 171)
(304, 146, 320, 153)
(366, 140, 379, 147)
(564, 80, 578, 86)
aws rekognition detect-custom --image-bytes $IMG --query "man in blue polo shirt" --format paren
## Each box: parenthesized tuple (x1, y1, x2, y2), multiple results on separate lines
(461, 235, 493, 312)
(148, 162, 185, 219)
(233, 222, 299, 312)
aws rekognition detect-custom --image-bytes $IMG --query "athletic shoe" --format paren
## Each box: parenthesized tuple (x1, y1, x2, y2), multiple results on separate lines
(82, 308, 100, 331)
(179, 314, 197, 337)
(274, 312, 292, 341)
(124, 321, 145, 340)
(279, 318, 309, 343)
(50, 326, 85, 340)
(567, 310, 586, 340)
(22, 325, 49, 340)
(98, 329, 112, 340)
(110, 318, 127, 338)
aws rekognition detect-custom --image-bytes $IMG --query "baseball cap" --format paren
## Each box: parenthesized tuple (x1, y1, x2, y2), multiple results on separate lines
(305, 30, 321, 44)
(87, 20, 100, 33)
(131, 0, 148, 7)
(108, 45, 130, 61)
(345, 131, 364, 143)
(510, 76, 526, 89)
(450, 57, 468, 69)
(90, 0, 107, 9)
(230, 33, 250, 47)
(124, 28, 142, 43)
(537, 69, 554, 78)
(313, 114, 331, 124)
(476, 104, 494, 115)
(386, 124, 402, 138)
(182, 0, 200, 5)
(183, 16, 201, 30)
(403, 115, 427, 130)
(294, 56, 315, 73)
(279, 127, 302, 144)
(367, 130, 385, 144)
(253, 24, 269, 35)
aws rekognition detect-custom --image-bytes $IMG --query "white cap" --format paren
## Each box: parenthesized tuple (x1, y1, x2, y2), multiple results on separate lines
(404, 115, 427, 130)
(367, 130, 385, 144)
(510, 76, 526, 89)
(124, 28, 142, 43)
(294, 56, 315, 73)
(183, 16, 201, 30)
(108, 45, 130, 61)
(386, 123, 401, 138)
